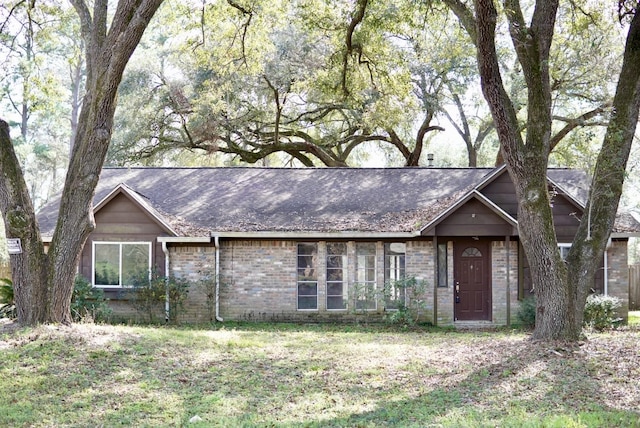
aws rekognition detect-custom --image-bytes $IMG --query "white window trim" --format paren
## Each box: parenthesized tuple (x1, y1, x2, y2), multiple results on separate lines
(92, 241, 152, 288)
(326, 250, 348, 312)
(384, 244, 406, 311)
(355, 249, 378, 311)
(558, 243, 571, 260)
(296, 243, 318, 311)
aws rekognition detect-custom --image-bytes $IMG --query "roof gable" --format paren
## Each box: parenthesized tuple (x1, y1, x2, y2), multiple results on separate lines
(94, 183, 178, 236)
(420, 190, 518, 236)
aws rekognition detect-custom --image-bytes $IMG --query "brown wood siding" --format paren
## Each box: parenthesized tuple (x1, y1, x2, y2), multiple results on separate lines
(551, 195, 582, 241)
(481, 171, 584, 240)
(480, 173, 519, 217)
(435, 199, 514, 236)
(519, 242, 605, 297)
(79, 193, 169, 283)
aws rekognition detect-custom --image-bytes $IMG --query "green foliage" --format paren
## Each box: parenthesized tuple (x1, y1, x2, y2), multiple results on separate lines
(94, 263, 118, 287)
(0, 277, 15, 319)
(194, 269, 228, 322)
(166, 276, 190, 324)
(516, 295, 537, 328)
(1, 324, 638, 426)
(0, 277, 13, 304)
(583, 294, 623, 331)
(348, 282, 378, 324)
(128, 270, 190, 324)
(383, 276, 429, 326)
(70, 275, 111, 323)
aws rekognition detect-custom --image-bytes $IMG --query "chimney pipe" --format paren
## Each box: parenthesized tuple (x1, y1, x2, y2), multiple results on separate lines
(427, 153, 434, 167)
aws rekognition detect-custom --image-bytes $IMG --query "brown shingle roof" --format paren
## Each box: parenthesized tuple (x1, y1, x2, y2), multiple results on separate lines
(36, 166, 640, 237)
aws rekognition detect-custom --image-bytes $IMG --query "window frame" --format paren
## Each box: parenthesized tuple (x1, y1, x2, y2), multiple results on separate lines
(326, 242, 348, 311)
(92, 241, 152, 288)
(355, 242, 377, 311)
(437, 243, 448, 288)
(558, 243, 571, 260)
(384, 242, 406, 310)
(297, 242, 318, 311)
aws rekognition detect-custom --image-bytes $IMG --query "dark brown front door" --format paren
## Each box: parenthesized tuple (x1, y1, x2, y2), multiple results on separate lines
(454, 239, 491, 321)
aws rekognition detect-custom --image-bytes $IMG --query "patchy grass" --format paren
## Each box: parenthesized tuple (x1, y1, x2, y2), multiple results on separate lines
(0, 322, 639, 427)
(629, 311, 640, 326)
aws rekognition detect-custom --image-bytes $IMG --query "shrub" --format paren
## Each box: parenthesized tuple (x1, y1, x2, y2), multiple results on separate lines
(516, 295, 537, 328)
(71, 275, 111, 322)
(383, 277, 429, 326)
(348, 282, 378, 324)
(194, 270, 230, 323)
(0, 278, 15, 319)
(129, 270, 189, 324)
(583, 294, 623, 331)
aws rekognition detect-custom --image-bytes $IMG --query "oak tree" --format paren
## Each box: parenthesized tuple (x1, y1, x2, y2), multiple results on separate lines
(0, 0, 164, 324)
(446, 0, 640, 340)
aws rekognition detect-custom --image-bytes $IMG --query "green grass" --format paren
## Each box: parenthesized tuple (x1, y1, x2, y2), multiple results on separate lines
(629, 310, 640, 326)
(0, 323, 639, 427)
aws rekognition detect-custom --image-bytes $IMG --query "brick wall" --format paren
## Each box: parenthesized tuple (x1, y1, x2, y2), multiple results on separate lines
(436, 241, 454, 325)
(216, 239, 439, 322)
(606, 240, 629, 322)
(491, 240, 519, 325)
(107, 237, 629, 325)
(169, 245, 217, 323)
(219, 240, 300, 321)
(405, 240, 435, 323)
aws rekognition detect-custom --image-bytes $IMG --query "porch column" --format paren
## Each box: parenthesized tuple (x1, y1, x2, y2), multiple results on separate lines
(506, 235, 511, 327)
(433, 236, 438, 326)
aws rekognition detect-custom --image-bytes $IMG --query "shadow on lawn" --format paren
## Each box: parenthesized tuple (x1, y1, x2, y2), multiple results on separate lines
(2, 325, 639, 427)
(285, 337, 640, 427)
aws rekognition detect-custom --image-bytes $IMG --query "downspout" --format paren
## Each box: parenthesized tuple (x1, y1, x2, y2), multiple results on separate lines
(604, 238, 612, 296)
(214, 235, 224, 322)
(162, 241, 170, 322)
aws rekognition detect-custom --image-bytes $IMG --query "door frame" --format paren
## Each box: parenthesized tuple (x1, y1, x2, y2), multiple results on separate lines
(453, 238, 492, 321)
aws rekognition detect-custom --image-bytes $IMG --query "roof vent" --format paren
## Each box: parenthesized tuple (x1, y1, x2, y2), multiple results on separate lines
(427, 153, 434, 167)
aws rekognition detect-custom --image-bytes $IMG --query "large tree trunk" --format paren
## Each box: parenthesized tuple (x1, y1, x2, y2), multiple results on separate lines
(0, 0, 164, 325)
(566, 8, 640, 327)
(475, 0, 582, 340)
(473, 0, 640, 340)
(0, 120, 49, 324)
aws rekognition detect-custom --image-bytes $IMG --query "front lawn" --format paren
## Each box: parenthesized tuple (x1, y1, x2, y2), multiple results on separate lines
(0, 322, 638, 427)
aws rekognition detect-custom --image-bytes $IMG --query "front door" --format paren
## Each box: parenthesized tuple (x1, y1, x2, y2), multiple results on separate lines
(454, 239, 491, 321)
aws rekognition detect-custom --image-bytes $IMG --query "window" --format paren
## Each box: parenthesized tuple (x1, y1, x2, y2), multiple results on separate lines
(326, 242, 347, 310)
(462, 247, 482, 257)
(297, 243, 318, 310)
(558, 243, 571, 260)
(437, 243, 448, 287)
(384, 243, 406, 309)
(93, 242, 151, 287)
(355, 242, 377, 310)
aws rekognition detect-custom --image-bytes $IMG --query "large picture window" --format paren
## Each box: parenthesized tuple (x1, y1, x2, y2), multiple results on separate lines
(297, 243, 318, 310)
(326, 242, 347, 310)
(93, 242, 151, 287)
(355, 242, 377, 310)
(384, 242, 406, 310)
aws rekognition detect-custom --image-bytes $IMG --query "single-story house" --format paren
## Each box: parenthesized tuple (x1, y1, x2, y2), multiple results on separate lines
(37, 166, 640, 325)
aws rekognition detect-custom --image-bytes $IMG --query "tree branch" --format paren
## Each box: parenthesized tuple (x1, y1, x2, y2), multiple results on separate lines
(227, 0, 253, 66)
(442, 0, 477, 46)
(549, 103, 611, 152)
(341, 0, 369, 95)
